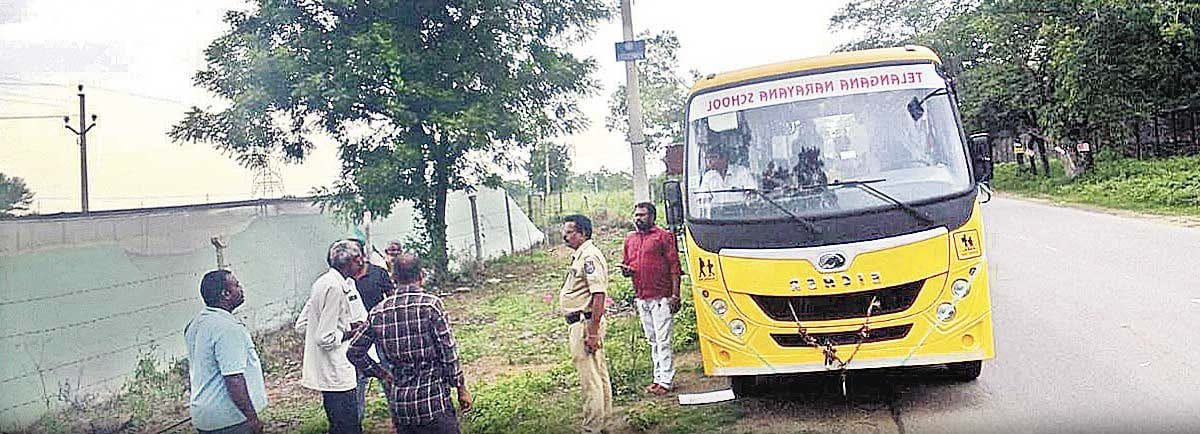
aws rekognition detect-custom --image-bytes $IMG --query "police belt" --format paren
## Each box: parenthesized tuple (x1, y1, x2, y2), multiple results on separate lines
(564, 310, 593, 325)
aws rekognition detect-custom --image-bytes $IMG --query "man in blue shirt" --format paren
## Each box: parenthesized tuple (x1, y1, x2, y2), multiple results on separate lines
(185, 270, 268, 434)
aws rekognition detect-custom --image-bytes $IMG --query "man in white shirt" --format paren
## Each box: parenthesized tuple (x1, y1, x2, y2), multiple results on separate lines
(296, 239, 369, 434)
(697, 148, 757, 205)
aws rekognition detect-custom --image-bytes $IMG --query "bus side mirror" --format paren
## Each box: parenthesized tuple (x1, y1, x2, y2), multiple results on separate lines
(662, 179, 684, 227)
(969, 133, 993, 182)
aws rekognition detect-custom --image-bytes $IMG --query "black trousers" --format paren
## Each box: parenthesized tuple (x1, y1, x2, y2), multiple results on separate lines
(323, 389, 363, 434)
(393, 411, 461, 434)
(196, 419, 252, 434)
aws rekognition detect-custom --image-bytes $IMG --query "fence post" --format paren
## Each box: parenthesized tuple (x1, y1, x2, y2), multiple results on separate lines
(527, 193, 534, 226)
(211, 236, 228, 269)
(1133, 122, 1142, 159)
(1153, 115, 1160, 158)
(504, 194, 515, 255)
(468, 193, 483, 271)
(540, 192, 548, 227)
(1191, 109, 1198, 153)
(1166, 110, 1176, 154)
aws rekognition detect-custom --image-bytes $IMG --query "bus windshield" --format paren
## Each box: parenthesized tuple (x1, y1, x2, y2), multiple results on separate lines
(685, 63, 972, 221)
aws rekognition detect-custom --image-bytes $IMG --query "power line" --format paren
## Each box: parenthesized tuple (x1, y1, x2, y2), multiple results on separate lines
(0, 115, 67, 120)
(0, 81, 64, 87)
(90, 85, 196, 107)
(0, 76, 196, 106)
(0, 90, 70, 106)
(0, 75, 68, 87)
(0, 98, 66, 108)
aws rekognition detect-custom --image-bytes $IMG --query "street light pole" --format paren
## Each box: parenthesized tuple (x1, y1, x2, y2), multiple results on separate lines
(620, 0, 650, 203)
(63, 84, 97, 215)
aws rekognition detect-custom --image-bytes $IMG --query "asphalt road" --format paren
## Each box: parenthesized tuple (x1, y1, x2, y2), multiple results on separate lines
(737, 197, 1200, 434)
(889, 196, 1200, 433)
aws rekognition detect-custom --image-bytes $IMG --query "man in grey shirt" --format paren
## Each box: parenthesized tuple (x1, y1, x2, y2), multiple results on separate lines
(185, 270, 268, 434)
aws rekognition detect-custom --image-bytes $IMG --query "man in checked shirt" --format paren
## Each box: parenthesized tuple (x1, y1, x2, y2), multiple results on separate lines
(348, 253, 472, 434)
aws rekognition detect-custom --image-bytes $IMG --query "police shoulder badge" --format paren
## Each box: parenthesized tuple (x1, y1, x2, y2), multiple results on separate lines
(584, 260, 596, 274)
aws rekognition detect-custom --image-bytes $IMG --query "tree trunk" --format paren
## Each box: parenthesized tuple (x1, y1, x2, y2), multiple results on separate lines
(1035, 137, 1051, 177)
(426, 157, 451, 283)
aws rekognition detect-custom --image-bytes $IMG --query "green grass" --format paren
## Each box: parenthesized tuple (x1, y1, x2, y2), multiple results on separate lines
(455, 291, 565, 365)
(262, 402, 330, 434)
(23, 349, 192, 434)
(992, 156, 1200, 215)
(624, 400, 744, 434)
(462, 364, 579, 434)
(456, 210, 711, 433)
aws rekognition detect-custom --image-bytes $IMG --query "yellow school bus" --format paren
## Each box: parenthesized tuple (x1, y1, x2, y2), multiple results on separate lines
(661, 46, 995, 393)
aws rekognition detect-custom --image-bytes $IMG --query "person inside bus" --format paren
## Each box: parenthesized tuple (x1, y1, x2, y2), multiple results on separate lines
(697, 147, 756, 205)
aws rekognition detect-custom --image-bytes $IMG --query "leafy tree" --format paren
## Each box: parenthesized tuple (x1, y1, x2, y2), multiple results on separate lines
(0, 173, 34, 217)
(831, 0, 1200, 178)
(567, 169, 632, 192)
(171, 0, 609, 277)
(606, 30, 691, 153)
(525, 142, 572, 194)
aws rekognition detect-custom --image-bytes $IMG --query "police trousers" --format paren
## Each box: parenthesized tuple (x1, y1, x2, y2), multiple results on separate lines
(568, 320, 612, 433)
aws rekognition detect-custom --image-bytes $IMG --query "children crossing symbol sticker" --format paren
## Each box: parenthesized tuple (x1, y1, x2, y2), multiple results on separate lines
(696, 257, 716, 280)
(954, 229, 981, 259)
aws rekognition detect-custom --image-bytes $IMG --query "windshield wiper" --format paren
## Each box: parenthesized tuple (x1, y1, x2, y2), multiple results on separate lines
(800, 178, 887, 190)
(814, 179, 936, 225)
(702, 188, 821, 233)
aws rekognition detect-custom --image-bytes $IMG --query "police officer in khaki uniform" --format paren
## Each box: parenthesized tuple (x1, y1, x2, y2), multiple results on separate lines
(559, 214, 612, 433)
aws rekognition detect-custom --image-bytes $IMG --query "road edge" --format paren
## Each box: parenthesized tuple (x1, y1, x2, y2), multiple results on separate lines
(992, 191, 1200, 229)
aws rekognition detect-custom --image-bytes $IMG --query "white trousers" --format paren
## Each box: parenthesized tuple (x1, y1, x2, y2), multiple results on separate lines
(636, 297, 675, 387)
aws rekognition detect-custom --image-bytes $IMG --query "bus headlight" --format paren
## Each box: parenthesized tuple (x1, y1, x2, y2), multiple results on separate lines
(951, 279, 971, 298)
(936, 303, 956, 322)
(711, 299, 728, 316)
(729, 319, 746, 336)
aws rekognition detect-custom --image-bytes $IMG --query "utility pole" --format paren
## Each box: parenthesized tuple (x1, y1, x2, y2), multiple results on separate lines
(541, 142, 551, 221)
(63, 84, 96, 215)
(620, 0, 650, 202)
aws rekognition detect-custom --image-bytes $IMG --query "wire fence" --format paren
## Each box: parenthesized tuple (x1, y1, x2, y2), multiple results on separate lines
(0, 188, 543, 430)
(523, 189, 637, 230)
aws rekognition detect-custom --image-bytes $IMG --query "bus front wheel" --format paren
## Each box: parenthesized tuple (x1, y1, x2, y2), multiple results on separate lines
(730, 375, 762, 396)
(946, 360, 982, 381)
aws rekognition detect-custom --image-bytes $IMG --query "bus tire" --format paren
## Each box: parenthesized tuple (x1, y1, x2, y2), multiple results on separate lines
(946, 360, 982, 381)
(730, 375, 761, 397)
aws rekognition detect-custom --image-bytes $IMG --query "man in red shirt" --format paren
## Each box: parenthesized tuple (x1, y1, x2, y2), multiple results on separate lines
(618, 202, 682, 396)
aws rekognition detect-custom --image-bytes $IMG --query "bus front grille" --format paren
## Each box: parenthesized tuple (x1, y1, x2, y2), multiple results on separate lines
(771, 324, 913, 347)
(750, 280, 924, 322)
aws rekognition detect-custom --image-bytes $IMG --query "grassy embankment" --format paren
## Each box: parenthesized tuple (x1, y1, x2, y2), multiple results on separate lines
(992, 156, 1200, 216)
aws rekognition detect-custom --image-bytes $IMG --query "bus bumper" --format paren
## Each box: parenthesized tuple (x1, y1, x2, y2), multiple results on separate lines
(700, 308, 995, 376)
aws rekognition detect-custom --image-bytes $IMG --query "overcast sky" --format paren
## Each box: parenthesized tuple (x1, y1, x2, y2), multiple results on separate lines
(0, 0, 856, 213)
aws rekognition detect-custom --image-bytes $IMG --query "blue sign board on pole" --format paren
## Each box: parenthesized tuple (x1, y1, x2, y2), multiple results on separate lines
(615, 40, 646, 61)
